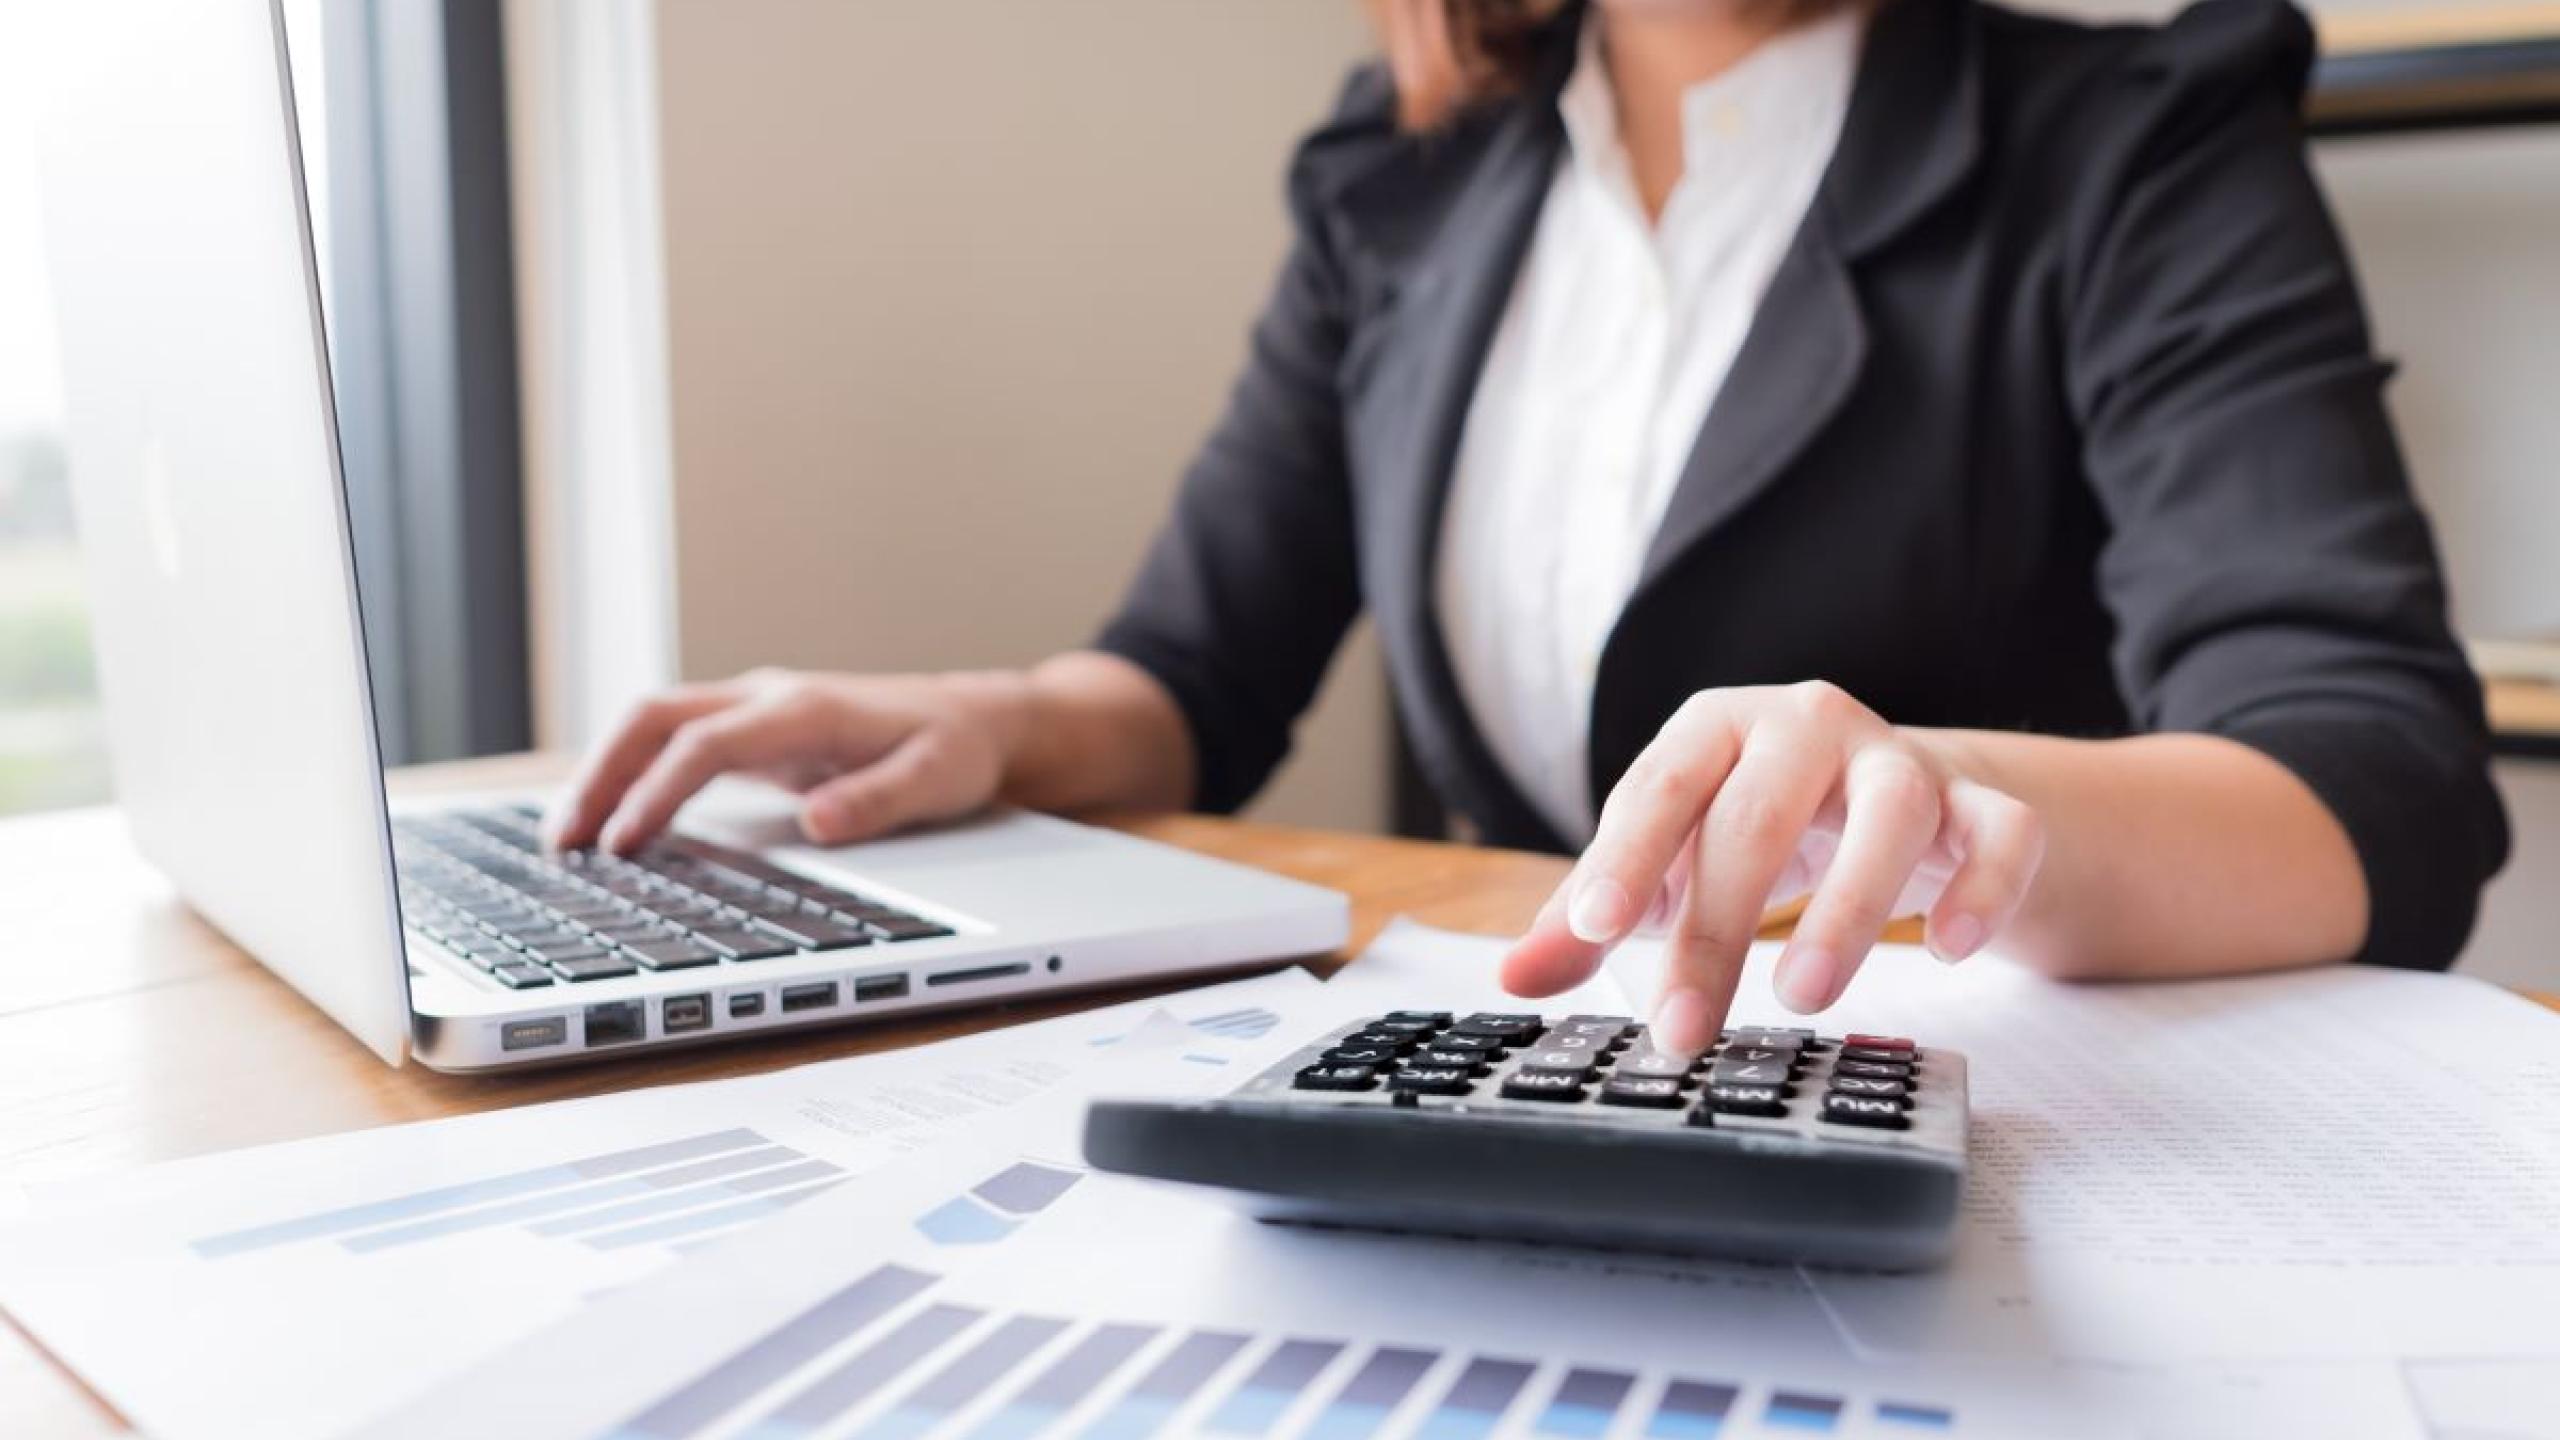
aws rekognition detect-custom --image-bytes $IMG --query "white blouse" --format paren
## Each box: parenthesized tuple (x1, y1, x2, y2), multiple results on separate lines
(1434, 8, 1865, 842)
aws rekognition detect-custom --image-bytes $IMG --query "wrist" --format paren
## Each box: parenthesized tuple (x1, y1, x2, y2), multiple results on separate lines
(938, 668, 1040, 783)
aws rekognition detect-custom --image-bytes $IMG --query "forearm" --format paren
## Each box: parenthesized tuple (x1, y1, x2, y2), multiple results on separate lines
(990, 650, 1197, 816)
(1916, 728, 2367, 980)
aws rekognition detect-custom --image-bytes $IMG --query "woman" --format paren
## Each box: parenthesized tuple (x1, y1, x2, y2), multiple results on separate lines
(550, 0, 2507, 1057)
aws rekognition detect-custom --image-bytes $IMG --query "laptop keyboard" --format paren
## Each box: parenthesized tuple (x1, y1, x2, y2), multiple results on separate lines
(393, 805, 954, 990)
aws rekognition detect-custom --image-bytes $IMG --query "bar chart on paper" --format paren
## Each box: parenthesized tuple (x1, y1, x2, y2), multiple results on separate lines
(597, 1261, 1966, 1440)
(188, 1127, 845, 1261)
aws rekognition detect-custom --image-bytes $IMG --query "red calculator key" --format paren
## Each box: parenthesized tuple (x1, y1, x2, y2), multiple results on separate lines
(1844, 1034, 1915, 1052)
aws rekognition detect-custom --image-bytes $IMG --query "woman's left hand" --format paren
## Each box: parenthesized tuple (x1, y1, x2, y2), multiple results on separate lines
(1500, 682, 2045, 1057)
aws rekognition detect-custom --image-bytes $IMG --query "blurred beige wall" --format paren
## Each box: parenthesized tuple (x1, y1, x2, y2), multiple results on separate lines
(651, 0, 1386, 830)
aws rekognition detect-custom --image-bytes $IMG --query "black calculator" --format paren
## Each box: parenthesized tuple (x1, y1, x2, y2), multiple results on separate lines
(1083, 1010, 1967, 1270)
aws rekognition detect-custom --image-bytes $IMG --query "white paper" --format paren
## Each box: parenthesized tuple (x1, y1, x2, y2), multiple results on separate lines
(363, 1060, 2430, 1440)
(1607, 929, 2560, 1364)
(2402, 1358, 2560, 1440)
(0, 969, 1335, 1440)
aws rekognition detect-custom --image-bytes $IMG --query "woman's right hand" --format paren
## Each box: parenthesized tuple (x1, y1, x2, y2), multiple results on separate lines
(543, 667, 1034, 855)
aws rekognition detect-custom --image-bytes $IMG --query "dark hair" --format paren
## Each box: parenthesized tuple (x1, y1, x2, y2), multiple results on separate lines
(1369, 0, 1865, 130)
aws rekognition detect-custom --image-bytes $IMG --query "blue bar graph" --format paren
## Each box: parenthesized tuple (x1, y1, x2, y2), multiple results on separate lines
(1412, 1357, 1535, 1440)
(962, 1323, 1158, 1440)
(534, 1158, 843, 1241)
(853, 1314, 1070, 1439)
(1202, 1339, 1344, 1436)
(917, 1161, 1087, 1247)
(584, 1178, 844, 1250)
(1764, 1391, 1845, 1432)
(970, 1162, 1083, 1215)
(736, 1304, 984, 1440)
(1876, 1400, 1955, 1430)
(1533, 1369, 1635, 1438)
(190, 1128, 770, 1258)
(607, 1264, 938, 1440)
(345, 1145, 816, 1252)
(1074, 1331, 1251, 1440)
(1644, 1380, 1738, 1438)
(1301, 1346, 1437, 1440)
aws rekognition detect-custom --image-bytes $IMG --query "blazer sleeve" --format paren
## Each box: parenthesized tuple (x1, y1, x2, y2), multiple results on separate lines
(1090, 70, 1396, 813)
(2063, 0, 2509, 971)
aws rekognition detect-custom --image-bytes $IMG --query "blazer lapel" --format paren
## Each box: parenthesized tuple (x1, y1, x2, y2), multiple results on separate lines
(1630, 0, 1983, 597)
(1634, 222, 1869, 592)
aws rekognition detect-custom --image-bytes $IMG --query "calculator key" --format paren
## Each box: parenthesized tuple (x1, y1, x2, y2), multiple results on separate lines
(1598, 1075, 1686, 1109)
(1499, 1070, 1586, 1102)
(1412, 1047, 1492, 1072)
(1708, 1057, 1792, 1087)
(1828, 1075, 1910, 1101)
(1367, 1018, 1441, 1037)
(1554, 1020, 1634, 1046)
(1342, 1030, 1424, 1053)
(1706, 1083, 1788, 1117)
(1845, 1033, 1915, 1052)
(1564, 1014, 1635, 1028)
(1612, 1051, 1697, 1081)
(1452, 1014, 1544, 1043)
(1388, 1066, 1476, 1097)
(1821, 1092, 1910, 1129)
(1382, 1011, 1454, 1027)
(1535, 1032, 1612, 1055)
(1323, 1045, 1408, 1068)
(1834, 1058, 1914, 1081)
(1726, 1028, 1809, 1053)
(1518, 1050, 1600, 1078)
(1293, 1064, 1379, 1092)
(1721, 1046, 1800, 1069)
(1840, 1045, 1920, 1065)
(1426, 1033, 1507, 1057)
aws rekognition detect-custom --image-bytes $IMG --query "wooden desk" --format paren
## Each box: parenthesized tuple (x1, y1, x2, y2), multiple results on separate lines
(6, 755, 2555, 1435)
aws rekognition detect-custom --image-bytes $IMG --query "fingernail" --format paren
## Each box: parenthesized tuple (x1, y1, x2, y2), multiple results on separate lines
(1650, 987, 1714, 1058)
(1932, 913, 1985, 965)
(1567, 876, 1631, 944)
(1778, 946, 1839, 1014)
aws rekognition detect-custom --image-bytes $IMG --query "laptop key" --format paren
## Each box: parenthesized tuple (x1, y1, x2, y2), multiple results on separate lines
(755, 915, 873, 950)
(621, 939, 719, 971)
(695, 929, 796, 961)
(865, 917, 953, 942)
(490, 960, 554, 988)
(550, 953, 639, 981)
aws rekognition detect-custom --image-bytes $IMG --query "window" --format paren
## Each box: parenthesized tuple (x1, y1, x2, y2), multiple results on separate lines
(0, 78, 103, 816)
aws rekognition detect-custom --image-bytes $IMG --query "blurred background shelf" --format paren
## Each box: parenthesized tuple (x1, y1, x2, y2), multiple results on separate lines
(2312, 4, 2560, 135)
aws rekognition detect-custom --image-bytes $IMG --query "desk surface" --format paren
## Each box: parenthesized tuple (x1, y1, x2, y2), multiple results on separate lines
(6, 754, 2554, 1436)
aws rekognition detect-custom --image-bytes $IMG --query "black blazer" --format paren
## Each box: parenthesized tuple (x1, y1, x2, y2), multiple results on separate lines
(1096, 0, 2508, 971)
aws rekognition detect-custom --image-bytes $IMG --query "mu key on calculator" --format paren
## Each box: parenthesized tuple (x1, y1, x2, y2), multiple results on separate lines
(1083, 1010, 1967, 1270)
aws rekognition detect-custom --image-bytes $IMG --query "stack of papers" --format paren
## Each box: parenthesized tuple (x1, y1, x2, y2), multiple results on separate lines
(4, 921, 2557, 1438)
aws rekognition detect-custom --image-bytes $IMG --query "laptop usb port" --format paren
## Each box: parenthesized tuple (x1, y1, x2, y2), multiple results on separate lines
(925, 961, 1031, 988)
(780, 981, 839, 1013)
(853, 973, 909, 1003)
(662, 993, 711, 1034)
(584, 1001, 645, 1047)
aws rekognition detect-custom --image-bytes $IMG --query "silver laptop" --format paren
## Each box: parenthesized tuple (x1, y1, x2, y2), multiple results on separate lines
(29, 0, 1347, 1071)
